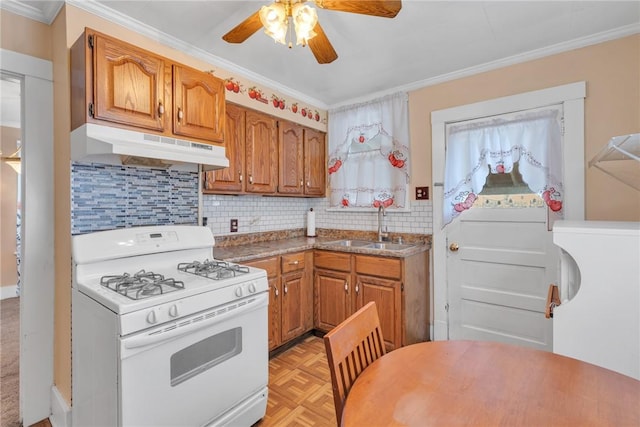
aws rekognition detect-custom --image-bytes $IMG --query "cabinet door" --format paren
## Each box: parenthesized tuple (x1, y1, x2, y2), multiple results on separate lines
(355, 274, 402, 351)
(245, 110, 278, 193)
(281, 271, 306, 342)
(268, 277, 281, 350)
(204, 103, 245, 192)
(278, 121, 304, 195)
(93, 33, 167, 132)
(314, 269, 351, 332)
(173, 65, 225, 144)
(304, 128, 326, 196)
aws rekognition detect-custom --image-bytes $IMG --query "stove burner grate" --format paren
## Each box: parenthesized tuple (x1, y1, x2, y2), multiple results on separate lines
(100, 270, 185, 300)
(177, 259, 250, 280)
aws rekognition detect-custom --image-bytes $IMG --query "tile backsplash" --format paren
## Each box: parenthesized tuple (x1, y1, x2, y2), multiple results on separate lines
(71, 162, 433, 236)
(71, 162, 198, 235)
(203, 195, 433, 237)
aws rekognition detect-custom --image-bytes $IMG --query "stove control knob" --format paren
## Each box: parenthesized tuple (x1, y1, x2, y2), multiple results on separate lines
(169, 304, 179, 318)
(248, 283, 257, 294)
(146, 310, 157, 325)
(235, 287, 243, 298)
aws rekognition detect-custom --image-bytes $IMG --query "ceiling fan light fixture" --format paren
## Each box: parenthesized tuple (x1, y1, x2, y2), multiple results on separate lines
(292, 3, 318, 45)
(259, 3, 288, 44)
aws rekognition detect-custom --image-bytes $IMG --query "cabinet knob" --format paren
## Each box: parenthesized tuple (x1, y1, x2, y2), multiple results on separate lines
(355, 283, 359, 294)
(158, 100, 165, 116)
(239, 172, 243, 183)
(300, 180, 303, 187)
(289, 260, 299, 265)
(344, 282, 349, 293)
(177, 107, 183, 122)
(284, 284, 288, 294)
(249, 175, 253, 184)
(274, 286, 279, 297)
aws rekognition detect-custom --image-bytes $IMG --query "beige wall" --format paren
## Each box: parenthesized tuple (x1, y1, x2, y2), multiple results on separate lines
(408, 34, 640, 221)
(52, 6, 72, 405)
(1, 126, 20, 290)
(1, 10, 52, 61)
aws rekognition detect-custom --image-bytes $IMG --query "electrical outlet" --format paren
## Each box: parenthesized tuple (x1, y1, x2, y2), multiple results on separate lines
(230, 219, 238, 232)
(416, 186, 429, 200)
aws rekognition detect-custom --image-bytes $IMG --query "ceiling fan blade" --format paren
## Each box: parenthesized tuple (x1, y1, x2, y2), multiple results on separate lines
(308, 22, 338, 64)
(222, 11, 263, 43)
(314, 0, 401, 18)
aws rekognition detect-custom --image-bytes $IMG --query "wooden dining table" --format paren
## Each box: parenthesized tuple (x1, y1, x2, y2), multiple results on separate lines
(341, 340, 640, 426)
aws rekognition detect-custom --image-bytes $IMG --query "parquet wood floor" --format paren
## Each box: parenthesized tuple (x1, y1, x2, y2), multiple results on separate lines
(254, 335, 337, 427)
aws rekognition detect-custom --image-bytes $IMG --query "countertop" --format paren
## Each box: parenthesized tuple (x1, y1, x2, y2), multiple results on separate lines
(214, 236, 429, 263)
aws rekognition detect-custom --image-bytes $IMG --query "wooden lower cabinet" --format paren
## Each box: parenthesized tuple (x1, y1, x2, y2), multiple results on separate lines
(314, 269, 351, 331)
(246, 251, 313, 351)
(314, 250, 429, 351)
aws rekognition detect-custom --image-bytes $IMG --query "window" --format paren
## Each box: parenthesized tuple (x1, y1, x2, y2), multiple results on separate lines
(327, 93, 410, 210)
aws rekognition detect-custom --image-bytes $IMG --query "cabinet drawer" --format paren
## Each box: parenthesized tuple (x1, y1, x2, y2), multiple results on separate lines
(314, 251, 351, 272)
(281, 252, 306, 274)
(245, 257, 279, 278)
(355, 255, 401, 279)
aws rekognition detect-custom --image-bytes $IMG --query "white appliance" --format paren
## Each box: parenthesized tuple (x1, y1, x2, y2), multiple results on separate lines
(71, 123, 229, 171)
(552, 220, 640, 380)
(71, 225, 269, 426)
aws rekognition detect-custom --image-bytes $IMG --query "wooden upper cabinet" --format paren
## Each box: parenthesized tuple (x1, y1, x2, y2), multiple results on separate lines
(304, 128, 326, 196)
(205, 103, 245, 192)
(278, 122, 326, 197)
(172, 64, 225, 144)
(278, 121, 305, 194)
(91, 32, 167, 132)
(71, 28, 225, 146)
(245, 110, 278, 193)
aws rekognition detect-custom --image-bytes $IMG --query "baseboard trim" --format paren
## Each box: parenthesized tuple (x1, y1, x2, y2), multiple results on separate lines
(50, 386, 70, 427)
(1, 285, 18, 300)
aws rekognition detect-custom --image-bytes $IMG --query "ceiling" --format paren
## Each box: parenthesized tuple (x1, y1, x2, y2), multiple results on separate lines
(2, 1, 640, 108)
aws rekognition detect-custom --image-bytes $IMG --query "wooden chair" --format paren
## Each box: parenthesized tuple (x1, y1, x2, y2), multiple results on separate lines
(323, 301, 386, 424)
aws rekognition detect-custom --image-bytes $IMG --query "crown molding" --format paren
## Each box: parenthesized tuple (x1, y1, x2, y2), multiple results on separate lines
(65, 0, 328, 109)
(0, 0, 63, 24)
(329, 22, 640, 109)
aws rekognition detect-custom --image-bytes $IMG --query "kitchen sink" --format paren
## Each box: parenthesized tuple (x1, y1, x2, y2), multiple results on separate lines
(328, 239, 372, 247)
(365, 242, 416, 250)
(324, 240, 417, 251)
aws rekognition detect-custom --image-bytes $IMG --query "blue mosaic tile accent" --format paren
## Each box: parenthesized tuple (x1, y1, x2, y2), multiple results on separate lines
(71, 162, 198, 235)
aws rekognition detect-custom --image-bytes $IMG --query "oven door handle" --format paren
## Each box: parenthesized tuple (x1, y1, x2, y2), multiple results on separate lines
(123, 293, 267, 350)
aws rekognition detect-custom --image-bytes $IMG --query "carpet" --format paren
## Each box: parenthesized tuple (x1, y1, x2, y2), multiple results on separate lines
(1, 297, 20, 427)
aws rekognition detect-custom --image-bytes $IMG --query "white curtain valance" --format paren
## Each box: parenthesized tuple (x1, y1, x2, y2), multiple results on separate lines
(328, 92, 410, 209)
(443, 109, 564, 226)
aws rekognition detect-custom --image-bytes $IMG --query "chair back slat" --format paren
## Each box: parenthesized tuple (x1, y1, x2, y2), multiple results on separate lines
(324, 302, 386, 425)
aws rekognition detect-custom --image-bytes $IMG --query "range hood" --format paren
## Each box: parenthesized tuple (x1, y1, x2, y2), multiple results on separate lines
(70, 123, 229, 172)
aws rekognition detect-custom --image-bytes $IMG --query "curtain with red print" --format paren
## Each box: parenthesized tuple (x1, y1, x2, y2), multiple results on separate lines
(328, 92, 409, 209)
(443, 108, 564, 227)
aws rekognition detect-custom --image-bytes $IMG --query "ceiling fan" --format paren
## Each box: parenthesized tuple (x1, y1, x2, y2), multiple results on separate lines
(222, 0, 402, 64)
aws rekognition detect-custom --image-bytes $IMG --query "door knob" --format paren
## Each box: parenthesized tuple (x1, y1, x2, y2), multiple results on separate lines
(449, 243, 459, 252)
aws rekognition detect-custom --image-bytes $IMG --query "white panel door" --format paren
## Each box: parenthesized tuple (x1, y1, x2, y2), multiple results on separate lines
(447, 206, 558, 351)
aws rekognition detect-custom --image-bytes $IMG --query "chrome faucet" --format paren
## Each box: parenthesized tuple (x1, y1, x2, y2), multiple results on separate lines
(377, 205, 390, 242)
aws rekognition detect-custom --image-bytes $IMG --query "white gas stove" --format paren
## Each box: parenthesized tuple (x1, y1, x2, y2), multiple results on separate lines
(71, 225, 269, 427)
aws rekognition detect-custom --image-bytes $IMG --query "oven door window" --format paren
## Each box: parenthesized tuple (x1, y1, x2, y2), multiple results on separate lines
(170, 327, 242, 386)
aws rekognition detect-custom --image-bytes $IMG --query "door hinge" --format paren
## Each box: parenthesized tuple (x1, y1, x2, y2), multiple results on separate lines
(445, 303, 450, 312)
(88, 103, 94, 117)
(560, 117, 565, 135)
(88, 34, 94, 49)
